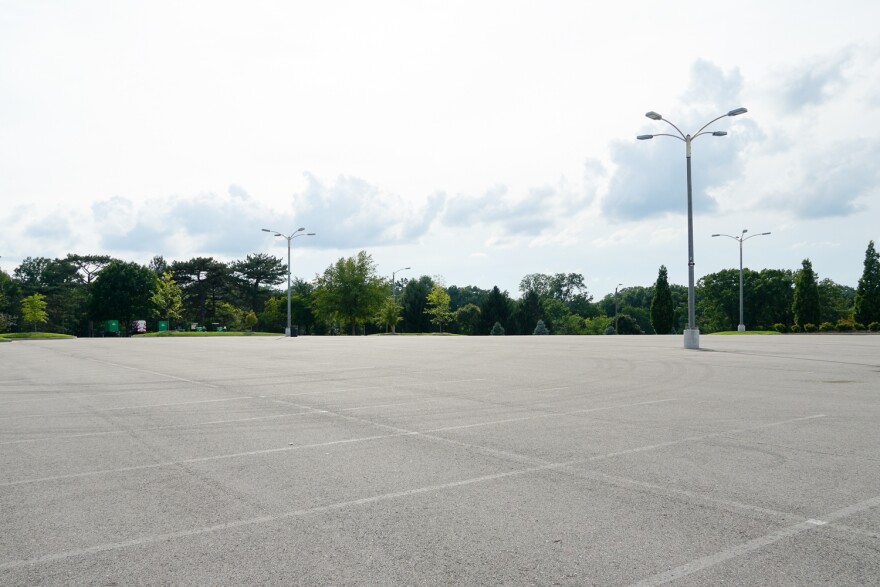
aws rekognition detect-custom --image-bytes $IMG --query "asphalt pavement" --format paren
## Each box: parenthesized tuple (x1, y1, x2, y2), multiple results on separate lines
(1, 334, 879, 585)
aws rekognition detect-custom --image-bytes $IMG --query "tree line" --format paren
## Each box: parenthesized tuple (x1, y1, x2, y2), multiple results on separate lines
(1, 241, 878, 336)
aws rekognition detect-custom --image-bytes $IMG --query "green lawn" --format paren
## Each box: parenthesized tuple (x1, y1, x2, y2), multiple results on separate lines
(709, 330, 779, 335)
(0, 332, 77, 340)
(140, 331, 280, 337)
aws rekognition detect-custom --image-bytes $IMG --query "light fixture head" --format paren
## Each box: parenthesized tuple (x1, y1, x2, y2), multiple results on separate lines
(261, 228, 271, 232)
(742, 229, 748, 234)
(637, 134, 654, 140)
(727, 107, 748, 117)
(645, 111, 662, 120)
(712, 131, 728, 136)
(762, 232, 772, 236)
(711, 234, 720, 237)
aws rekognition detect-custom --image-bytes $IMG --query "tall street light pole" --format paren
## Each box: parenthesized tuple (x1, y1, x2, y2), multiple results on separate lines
(638, 107, 748, 349)
(391, 266, 411, 302)
(261, 227, 315, 337)
(614, 283, 623, 333)
(712, 229, 771, 332)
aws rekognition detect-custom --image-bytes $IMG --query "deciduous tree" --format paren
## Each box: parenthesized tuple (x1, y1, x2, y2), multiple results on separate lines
(21, 293, 48, 331)
(425, 285, 453, 332)
(312, 251, 386, 335)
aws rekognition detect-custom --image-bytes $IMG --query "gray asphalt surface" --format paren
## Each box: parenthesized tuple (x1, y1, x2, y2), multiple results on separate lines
(1, 334, 879, 585)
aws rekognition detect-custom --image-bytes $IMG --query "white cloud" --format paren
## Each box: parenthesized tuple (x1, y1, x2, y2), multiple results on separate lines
(2, 1, 880, 298)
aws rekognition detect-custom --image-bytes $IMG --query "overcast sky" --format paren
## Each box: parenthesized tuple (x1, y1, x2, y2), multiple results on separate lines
(2, 1, 879, 299)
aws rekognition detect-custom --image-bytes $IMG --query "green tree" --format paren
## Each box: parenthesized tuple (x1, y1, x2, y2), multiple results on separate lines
(312, 251, 386, 335)
(818, 278, 855, 325)
(792, 258, 821, 327)
(375, 297, 403, 333)
(171, 257, 232, 325)
(244, 309, 258, 331)
(21, 293, 48, 331)
(490, 321, 505, 335)
(230, 253, 287, 311)
(533, 320, 549, 335)
(14, 256, 86, 335)
(0, 270, 20, 333)
(150, 271, 184, 326)
(854, 240, 880, 326)
(400, 275, 435, 332)
(650, 265, 674, 334)
(480, 286, 512, 334)
(89, 261, 158, 334)
(259, 296, 285, 332)
(454, 303, 481, 335)
(425, 285, 453, 332)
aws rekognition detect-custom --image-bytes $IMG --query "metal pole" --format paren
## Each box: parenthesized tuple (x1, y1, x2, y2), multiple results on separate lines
(683, 136, 699, 349)
(738, 237, 745, 331)
(286, 237, 291, 337)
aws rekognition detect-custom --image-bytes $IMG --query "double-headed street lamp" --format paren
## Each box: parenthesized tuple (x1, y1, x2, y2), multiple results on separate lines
(712, 229, 771, 332)
(638, 107, 748, 349)
(261, 227, 315, 337)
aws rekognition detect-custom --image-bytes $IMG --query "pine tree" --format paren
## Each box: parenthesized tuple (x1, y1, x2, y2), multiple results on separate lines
(533, 320, 549, 335)
(854, 240, 880, 326)
(650, 265, 674, 334)
(792, 259, 820, 327)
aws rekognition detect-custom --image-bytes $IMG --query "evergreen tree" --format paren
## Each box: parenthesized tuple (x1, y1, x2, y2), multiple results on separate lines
(533, 320, 549, 335)
(490, 321, 505, 335)
(854, 240, 880, 326)
(650, 265, 674, 334)
(792, 258, 820, 327)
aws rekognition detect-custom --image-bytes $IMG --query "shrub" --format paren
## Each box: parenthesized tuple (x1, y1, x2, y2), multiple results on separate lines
(835, 320, 854, 332)
(533, 320, 549, 335)
(490, 322, 505, 336)
(773, 323, 787, 333)
(790, 324, 801, 333)
(819, 322, 834, 332)
(854, 323, 866, 332)
(870, 322, 880, 332)
(804, 323, 817, 333)
(604, 326, 617, 335)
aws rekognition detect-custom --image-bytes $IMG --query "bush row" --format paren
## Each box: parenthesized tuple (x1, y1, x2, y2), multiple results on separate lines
(775, 321, 880, 333)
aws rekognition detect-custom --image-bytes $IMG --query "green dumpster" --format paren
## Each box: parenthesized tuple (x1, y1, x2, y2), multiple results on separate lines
(157, 320, 169, 332)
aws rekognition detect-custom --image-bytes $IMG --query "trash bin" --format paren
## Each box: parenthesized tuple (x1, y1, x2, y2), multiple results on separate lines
(292, 325, 299, 337)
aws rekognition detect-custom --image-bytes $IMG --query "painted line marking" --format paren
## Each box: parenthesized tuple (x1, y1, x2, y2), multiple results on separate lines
(0, 413, 839, 571)
(627, 494, 880, 587)
(0, 411, 314, 446)
(80, 358, 220, 389)
(0, 396, 256, 421)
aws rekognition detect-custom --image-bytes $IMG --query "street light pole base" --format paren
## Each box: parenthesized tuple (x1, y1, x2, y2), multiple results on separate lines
(683, 328, 700, 349)
(284, 327, 291, 337)
(737, 324, 746, 332)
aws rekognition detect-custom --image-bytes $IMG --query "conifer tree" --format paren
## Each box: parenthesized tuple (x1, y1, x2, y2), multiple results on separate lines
(854, 240, 880, 326)
(792, 259, 820, 327)
(650, 265, 674, 334)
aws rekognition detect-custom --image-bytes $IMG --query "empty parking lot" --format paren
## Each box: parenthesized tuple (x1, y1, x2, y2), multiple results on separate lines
(1, 334, 879, 585)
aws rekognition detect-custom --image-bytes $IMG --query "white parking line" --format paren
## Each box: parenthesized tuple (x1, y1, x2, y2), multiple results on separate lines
(0, 396, 255, 421)
(627, 494, 880, 587)
(0, 411, 314, 446)
(0, 413, 834, 571)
